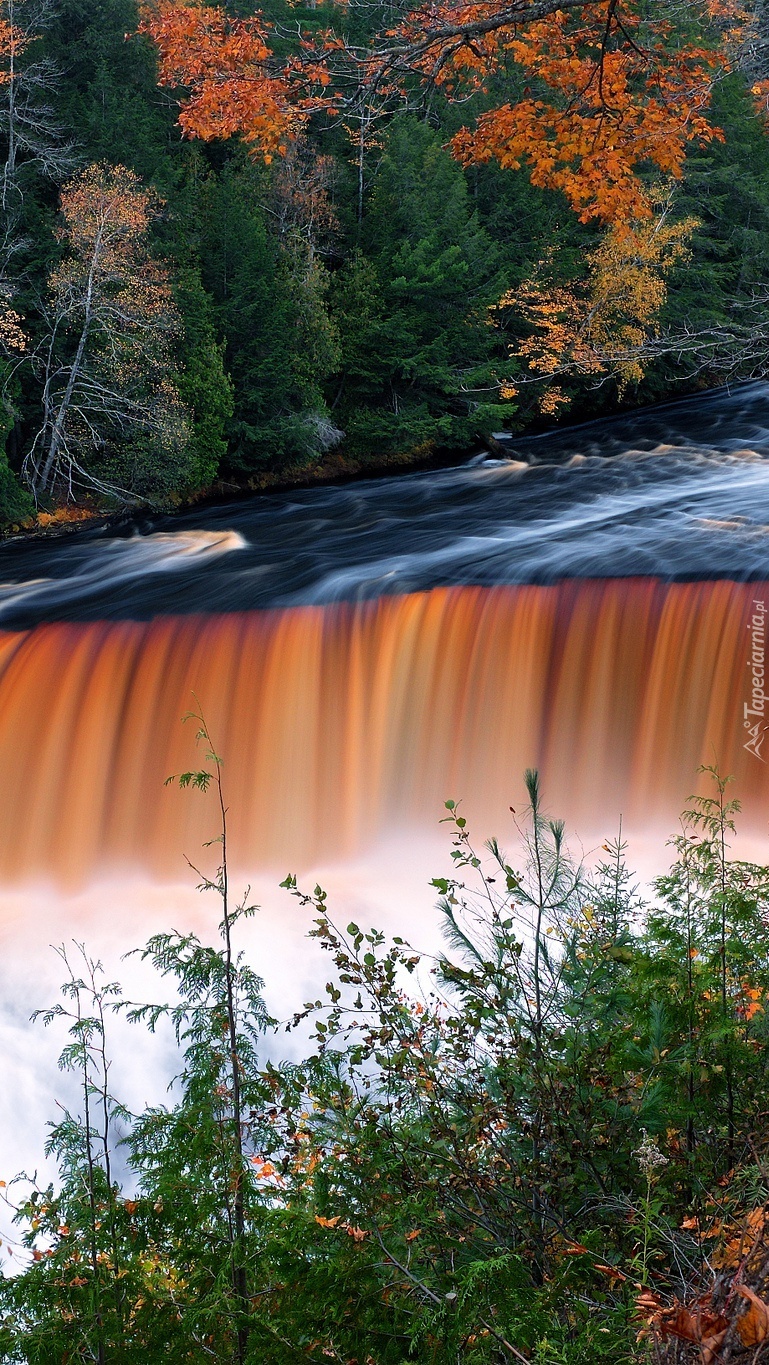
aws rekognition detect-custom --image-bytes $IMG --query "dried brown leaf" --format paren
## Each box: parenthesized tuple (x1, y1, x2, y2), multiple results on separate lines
(736, 1285, 769, 1346)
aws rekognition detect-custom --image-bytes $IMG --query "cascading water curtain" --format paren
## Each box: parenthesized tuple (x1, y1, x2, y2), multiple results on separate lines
(0, 578, 765, 885)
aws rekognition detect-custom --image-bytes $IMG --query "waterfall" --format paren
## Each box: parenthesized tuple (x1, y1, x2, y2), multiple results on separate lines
(0, 577, 764, 885)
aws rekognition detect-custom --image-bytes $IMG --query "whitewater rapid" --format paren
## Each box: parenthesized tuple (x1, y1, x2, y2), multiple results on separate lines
(2, 382, 769, 627)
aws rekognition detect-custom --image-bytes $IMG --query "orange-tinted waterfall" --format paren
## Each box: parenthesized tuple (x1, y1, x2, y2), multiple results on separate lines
(0, 577, 766, 884)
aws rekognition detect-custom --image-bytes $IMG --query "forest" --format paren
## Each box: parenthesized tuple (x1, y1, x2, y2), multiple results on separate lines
(3, 756, 769, 1363)
(0, 0, 768, 521)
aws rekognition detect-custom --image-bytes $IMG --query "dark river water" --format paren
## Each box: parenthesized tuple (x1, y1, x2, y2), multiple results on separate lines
(2, 381, 769, 628)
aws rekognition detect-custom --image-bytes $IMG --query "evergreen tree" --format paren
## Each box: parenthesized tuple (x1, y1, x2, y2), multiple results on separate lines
(333, 118, 515, 459)
(174, 266, 234, 491)
(200, 160, 340, 473)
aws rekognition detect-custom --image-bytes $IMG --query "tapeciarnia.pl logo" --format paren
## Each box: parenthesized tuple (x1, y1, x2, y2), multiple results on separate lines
(744, 599, 767, 762)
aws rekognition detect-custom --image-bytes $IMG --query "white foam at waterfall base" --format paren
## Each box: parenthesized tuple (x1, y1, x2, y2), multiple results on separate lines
(2, 818, 767, 1271)
(0, 832, 447, 1267)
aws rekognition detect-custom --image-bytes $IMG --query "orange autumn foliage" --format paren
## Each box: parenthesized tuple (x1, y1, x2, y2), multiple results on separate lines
(0, 9, 29, 352)
(752, 73, 769, 126)
(637, 1204, 769, 1362)
(139, 0, 746, 227)
(504, 198, 696, 403)
(137, 1, 301, 159)
(55, 162, 164, 261)
(637, 1289, 729, 1365)
(445, 6, 725, 224)
(314, 1214, 369, 1241)
(737, 1285, 769, 1346)
(138, 0, 757, 398)
(0, 298, 26, 353)
(383, 0, 745, 225)
(0, 3, 30, 84)
(35, 506, 96, 529)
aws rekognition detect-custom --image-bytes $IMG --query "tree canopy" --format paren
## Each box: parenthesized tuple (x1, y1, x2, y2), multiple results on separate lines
(0, 0, 764, 514)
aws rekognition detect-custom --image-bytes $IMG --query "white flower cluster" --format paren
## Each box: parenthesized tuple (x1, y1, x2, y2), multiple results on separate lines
(632, 1129, 669, 1178)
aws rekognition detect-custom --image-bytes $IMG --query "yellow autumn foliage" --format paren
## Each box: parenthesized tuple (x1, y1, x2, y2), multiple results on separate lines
(503, 194, 698, 407)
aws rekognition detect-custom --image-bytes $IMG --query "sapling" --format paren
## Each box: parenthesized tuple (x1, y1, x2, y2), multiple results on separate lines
(137, 703, 272, 1365)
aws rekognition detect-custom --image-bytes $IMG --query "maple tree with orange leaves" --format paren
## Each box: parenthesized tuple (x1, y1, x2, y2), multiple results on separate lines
(138, 1, 303, 159)
(138, 0, 747, 228)
(137, 0, 761, 402)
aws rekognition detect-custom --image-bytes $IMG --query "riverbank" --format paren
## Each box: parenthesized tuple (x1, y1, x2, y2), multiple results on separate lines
(1, 378, 752, 547)
(1, 440, 483, 544)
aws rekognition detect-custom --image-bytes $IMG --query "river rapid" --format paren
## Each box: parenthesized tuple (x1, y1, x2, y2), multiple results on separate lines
(2, 380, 769, 627)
